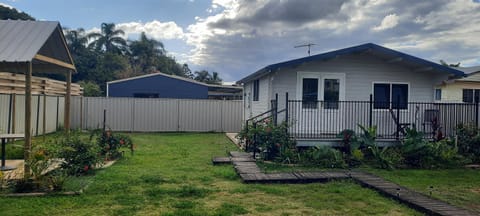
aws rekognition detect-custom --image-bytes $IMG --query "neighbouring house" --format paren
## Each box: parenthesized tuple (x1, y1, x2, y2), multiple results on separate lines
(106, 72, 242, 100)
(237, 43, 477, 146)
(435, 66, 480, 103)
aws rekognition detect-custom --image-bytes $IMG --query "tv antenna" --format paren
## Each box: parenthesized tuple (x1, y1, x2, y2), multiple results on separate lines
(294, 43, 316, 56)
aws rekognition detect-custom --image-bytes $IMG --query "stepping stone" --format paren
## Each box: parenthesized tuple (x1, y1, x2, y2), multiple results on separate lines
(212, 157, 231, 165)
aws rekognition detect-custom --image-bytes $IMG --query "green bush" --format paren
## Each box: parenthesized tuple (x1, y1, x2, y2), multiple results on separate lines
(55, 131, 102, 175)
(456, 124, 480, 162)
(299, 145, 346, 168)
(97, 130, 134, 160)
(238, 120, 296, 162)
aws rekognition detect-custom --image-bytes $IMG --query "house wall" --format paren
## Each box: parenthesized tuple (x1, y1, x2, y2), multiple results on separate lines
(243, 75, 271, 120)
(108, 75, 209, 99)
(438, 81, 480, 102)
(270, 53, 449, 110)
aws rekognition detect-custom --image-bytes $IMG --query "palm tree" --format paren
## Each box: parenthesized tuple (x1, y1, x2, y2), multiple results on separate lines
(208, 72, 222, 85)
(64, 28, 88, 54)
(129, 32, 166, 72)
(88, 23, 127, 54)
(194, 70, 211, 83)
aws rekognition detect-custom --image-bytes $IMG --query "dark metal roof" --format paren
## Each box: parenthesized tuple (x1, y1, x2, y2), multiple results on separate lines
(237, 43, 465, 84)
(0, 20, 75, 72)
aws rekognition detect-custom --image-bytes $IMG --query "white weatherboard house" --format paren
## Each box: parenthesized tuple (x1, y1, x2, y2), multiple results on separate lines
(238, 43, 475, 146)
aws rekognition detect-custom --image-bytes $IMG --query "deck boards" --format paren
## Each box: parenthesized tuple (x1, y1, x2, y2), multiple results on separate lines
(212, 151, 478, 216)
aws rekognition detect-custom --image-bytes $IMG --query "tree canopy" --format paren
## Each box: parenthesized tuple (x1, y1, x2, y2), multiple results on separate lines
(0, 5, 35, 20)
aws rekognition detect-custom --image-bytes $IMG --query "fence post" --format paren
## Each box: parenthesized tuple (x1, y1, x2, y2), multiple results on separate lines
(56, 96, 60, 130)
(253, 121, 257, 159)
(103, 109, 106, 132)
(369, 94, 373, 128)
(274, 93, 278, 126)
(476, 102, 479, 128)
(7, 94, 12, 134)
(396, 95, 400, 140)
(36, 95, 40, 136)
(285, 92, 289, 124)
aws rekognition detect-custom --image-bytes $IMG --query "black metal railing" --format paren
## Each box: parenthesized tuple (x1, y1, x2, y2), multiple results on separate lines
(287, 98, 479, 140)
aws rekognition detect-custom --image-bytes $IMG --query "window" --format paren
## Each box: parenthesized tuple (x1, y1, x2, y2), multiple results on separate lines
(253, 79, 259, 101)
(324, 79, 340, 109)
(434, 89, 442, 101)
(463, 89, 480, 103)
(373, 83, 408, 109)
(302, 78, 318, 108)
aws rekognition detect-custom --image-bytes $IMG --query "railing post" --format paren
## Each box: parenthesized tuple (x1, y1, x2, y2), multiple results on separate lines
(369, 94, 373, 128)
(285, 92, 289, 124)
(396, 95, 400, 140)
(476, 102, 479, 128)
(253, 121, 257, 159)
(274, 93, 278, 126)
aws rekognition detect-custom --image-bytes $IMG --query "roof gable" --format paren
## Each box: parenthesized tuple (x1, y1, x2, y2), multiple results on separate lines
(0, 20, 75, 72)
(238, 43, 465, 83)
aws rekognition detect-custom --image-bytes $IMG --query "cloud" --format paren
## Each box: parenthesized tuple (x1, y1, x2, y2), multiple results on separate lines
(372, 14, 399, 31)
(180, 0, 480, 81)
(117, 20, 185, 40)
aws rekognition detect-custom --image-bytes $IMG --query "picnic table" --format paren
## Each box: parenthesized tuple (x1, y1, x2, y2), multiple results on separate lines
(0, 134, 24, 171)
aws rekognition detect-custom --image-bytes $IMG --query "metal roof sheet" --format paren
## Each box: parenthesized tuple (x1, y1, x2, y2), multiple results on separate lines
(0, 20, 59, 62)
(237, 43, 465, 84)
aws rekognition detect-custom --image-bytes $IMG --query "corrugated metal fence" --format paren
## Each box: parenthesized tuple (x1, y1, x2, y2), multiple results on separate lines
(70, 97, 243, 132)
(0, 93, 65, 134)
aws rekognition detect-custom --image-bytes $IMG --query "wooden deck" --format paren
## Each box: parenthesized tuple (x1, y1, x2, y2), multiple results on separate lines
(213, 151, 478, 216)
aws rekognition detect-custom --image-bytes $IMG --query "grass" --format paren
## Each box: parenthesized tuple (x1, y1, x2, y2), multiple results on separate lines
(0, 133, 420, 215)
(365, 168, 480, 214)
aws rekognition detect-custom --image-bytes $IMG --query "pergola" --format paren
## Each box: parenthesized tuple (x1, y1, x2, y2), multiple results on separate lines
(0, 20, 76, 178)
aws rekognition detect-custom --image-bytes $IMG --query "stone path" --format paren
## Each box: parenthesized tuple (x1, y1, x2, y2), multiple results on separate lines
(213, 151, 478, 216)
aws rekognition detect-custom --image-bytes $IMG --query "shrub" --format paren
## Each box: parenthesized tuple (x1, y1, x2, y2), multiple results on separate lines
(238, 120, 296, 162)
(55, 131, 102, 175)
(456, 124, 480, 162)
(300, 145, 346, 168)
(337, 129, 361, 166)
(97, 130, 135, 160)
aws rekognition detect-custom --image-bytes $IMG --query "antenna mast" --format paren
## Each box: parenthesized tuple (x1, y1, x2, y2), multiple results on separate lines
(294, 43, 316, 56)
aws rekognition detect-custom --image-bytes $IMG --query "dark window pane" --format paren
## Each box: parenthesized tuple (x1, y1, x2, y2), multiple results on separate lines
(475, 90, 480, 103)
(463, 89, 473, 103)
(392, 84, 408, 109)
(324, 79, 339, 109)
(302, 78, 318, 109)
(253, 80, 259, 101)
(374, 83, 390, 109)
(435, 89, 442, 101)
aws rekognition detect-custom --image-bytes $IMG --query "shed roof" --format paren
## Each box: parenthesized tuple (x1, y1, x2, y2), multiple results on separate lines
(0, 20, 75, 73)
(457, 66, 480, 75)
(107, 72, 242, 89)
(237, 43, 465, 84)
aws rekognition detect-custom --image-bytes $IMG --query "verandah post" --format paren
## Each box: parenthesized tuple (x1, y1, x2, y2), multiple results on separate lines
(274, 93, 278, 126)
(253, 121, 257, 159)
(285, 92, 289, 124)
(369, 94, 373, 128)
(476, 102, 479, 128)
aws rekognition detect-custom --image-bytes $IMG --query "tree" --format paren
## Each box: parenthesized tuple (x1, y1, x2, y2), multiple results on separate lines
(194, 70, 223, 85)
(182, 64, 194, 79)
(0, 5, 35, 20)
(88, 23, 127, 54)
(64, 28, 88, 54)
(129, 32, 165, 73)
(79, 80, 102, 96)
(209, 72, 222, 85)
(440, 60, 461, 67)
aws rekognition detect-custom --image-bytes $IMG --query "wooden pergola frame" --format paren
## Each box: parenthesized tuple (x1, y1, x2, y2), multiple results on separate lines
(0, 21, 76, 179)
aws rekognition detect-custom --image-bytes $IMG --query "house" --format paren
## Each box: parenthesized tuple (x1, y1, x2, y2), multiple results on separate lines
(237, 43, 475, 146)
(435, 66, 480, 102)
(106, 72, 242, 100)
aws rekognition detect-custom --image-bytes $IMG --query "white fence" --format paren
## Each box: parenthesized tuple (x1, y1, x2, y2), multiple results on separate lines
(0, 93, 65, 135)
(70, 97, 243, 132)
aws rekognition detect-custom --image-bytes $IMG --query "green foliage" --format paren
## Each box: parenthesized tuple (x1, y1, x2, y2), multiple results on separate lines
(337, 129, 361, 166)
(357, 124, 377, 147)
(0, 5, 35, 20)
(45, 169, 69, 191)
(456, 124, 480, 162)
(238, 120, 296, 162)
(299, 145, 346, 168)
(97, 130, 135, 160)
(54, 131, 102, 175)
(78, 80, 102, 96)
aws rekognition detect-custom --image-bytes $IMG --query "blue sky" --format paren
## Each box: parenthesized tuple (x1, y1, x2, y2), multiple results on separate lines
(1, 0, 480, 82)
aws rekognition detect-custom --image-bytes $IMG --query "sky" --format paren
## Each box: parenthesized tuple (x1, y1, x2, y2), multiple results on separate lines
(1, 0, 480, 82)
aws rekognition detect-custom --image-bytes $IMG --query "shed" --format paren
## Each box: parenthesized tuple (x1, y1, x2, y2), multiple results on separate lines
(0, 20, 76, 178)
(107, 72, 242, 100)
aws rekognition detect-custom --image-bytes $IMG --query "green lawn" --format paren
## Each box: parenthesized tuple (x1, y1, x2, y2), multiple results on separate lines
(365, 168, 480, 214)
(0, 133, 420, 215)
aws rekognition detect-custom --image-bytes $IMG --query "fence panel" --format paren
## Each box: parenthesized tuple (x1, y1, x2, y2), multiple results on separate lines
(70, 97, 243, 132)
